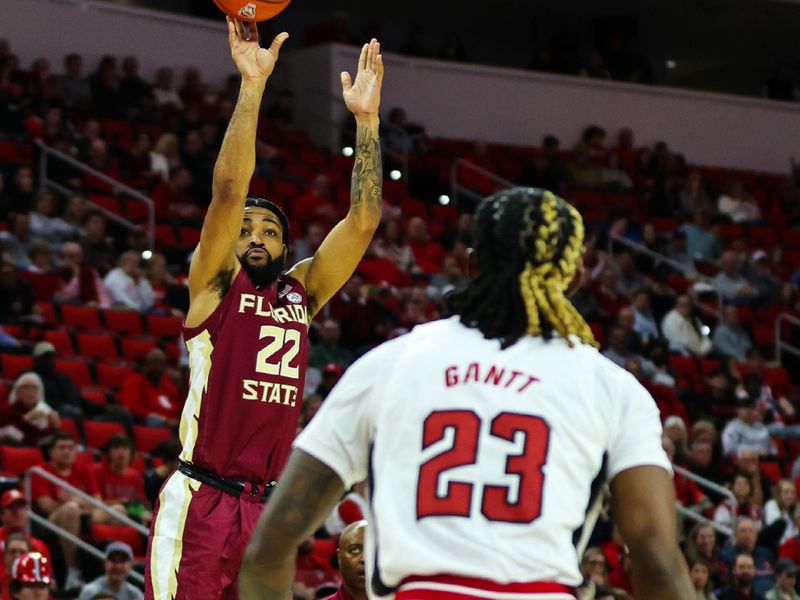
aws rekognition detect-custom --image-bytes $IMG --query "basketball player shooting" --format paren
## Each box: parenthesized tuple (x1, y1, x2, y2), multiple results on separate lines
(239, 187, 693, 600)
(144, 19, 384, 600)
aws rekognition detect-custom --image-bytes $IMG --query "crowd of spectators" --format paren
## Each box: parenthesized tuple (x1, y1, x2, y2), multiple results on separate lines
(3, 35, 800, 600)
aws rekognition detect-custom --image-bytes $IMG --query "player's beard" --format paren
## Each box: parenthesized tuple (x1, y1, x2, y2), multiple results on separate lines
(238, 251, 286, 288)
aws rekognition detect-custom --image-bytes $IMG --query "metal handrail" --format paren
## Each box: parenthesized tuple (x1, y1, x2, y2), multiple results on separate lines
(450, 158, 516, 208)
(36, 141, 155, 249)
(673, 464, 737, 540)
(776, 313, 800, 363)
(608, 233, 722, 320)
(676, 504, 733, 538)
(28, 512, 145, 585)
(24, 466, 148, 584)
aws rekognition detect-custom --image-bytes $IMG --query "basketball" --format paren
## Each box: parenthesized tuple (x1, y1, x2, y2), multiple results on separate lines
(212, 0, 292, 22)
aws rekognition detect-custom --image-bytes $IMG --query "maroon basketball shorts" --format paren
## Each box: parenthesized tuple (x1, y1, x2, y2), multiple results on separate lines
(144, 471, 265, 600)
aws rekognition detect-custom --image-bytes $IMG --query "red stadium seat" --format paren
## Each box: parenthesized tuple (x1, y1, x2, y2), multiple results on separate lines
(77, 333, 119, 361)
(784, 229, 800, 249)
(0, 381, 9, 405)
(84, 421, 125, 450)
(103, 310, 144, 336)
(155, 224, 178, 247)
(178, 227, 201, 248)
(120, 338, 159, 362)
(133, 426, 175, 454)
(0, 446, 44, 475)
(55, 359, 94, 388)
(0, 354, 33, 380)
(146, 315, 182, 339)
(96, 363, 135, 390)
(43, 330, 75, 356)
(35, 302, 58, 326)
(80, 387, 109, 406)
(62, 305, 103, 331)
(0, 141, 20, 163)
(90, 524, 145, 557)
(59, 418, 81, 443)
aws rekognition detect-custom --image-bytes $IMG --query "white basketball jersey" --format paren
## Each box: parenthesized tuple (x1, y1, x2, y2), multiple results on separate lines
(295, 317, 670, 598)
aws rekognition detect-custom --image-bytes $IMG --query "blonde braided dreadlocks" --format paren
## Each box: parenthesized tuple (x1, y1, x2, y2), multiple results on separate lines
(447, 187, 597, 349)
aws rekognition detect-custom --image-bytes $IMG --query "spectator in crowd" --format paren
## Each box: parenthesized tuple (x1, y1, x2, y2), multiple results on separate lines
(721, 518, 775, 595)
(179, 66, 206, 106)
(593, 267, 630, 319)
(320, 520, 367, 600)
(2, 533, 30, 594)
(714, 251, 758, 304)
(0, 326, 27, 354)
(680, 171, 715, 217)
(315, 363, 344, 399)
(580, 547, 608, 588)
(717, 552, 766, 600)
(719, 180, 762, 224)
(118, 349, 181, 427)
(78, 542, 143, 600)
(91, 434, 150, 525)
(293, 222, 329, 263)
(375, 219, 417, 275)
(292, 175, 339, 226)
(686, 522, 730, 587)
(0, 372, 60, 446)
(151, 165, 199, 221)
(714, 473, 764, 529)
(143, 439, 181, 508)
(80, 211, 116, 276)
(104, 251, 155, 312)
(152, 133, 182, 172)
(152, 67, 182, 108)
(766, 559, 800, 600)
(310, 319, 353, 370)
(145, 252, 188, 317)
(28, 190, 78, 245)
(681, 211, 723, 262)
(0, 213, 36, 268)
(569, 144, 605, 188)
(662, 293, 713, 356)
(722, 398, 778, 458)
(746, 251, 781, 307)
(62, 195, 88, 235)
(22, 242, 63, 301)
(55, 241, 111, 307)
(519, 135, 571, 192)
(0, 261, 37, 324)
(405, 217, 446, 275)
(31, 341, 89, 420)
(123, 132, 167, 184)
(685, 436, 726, 485)
(665, 230, 696, 274)
(5, 166, 36, 215)
(765, 479, 800, 547)
(89, 55, 121, 118)
(119, 55, 152, 112)
(630, 289, 660, 346)
(580, 50, 612, 79)
(57, 53, 91, 110)
(689, 558, 717, 600)
(0, 490, 51, 560)
(30, 432, 103, 588)
(613, 251, 648, 297)
(429, 255, 469, 301)
(714, 305, 754, 361)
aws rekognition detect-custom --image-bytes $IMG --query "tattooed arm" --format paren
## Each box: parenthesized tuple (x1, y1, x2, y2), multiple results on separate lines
(187, 19, 288, 326)
(239, 450, 346, 600)
(288, 39, 384, 318)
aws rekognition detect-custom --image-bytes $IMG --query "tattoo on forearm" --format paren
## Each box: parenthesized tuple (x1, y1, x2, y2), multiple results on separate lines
(350, 125, 383, 214)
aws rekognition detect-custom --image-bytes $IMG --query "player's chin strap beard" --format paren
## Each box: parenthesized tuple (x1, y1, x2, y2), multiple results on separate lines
(238, 251, 286, 289)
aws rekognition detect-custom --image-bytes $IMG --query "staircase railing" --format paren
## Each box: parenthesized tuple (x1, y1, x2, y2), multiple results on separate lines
(449, 158, 515, 208)
(36, 140, 155, 249)
(673, 465, 735, 539)
(24, 466, 148, 585)
(776, 313, 800, 364)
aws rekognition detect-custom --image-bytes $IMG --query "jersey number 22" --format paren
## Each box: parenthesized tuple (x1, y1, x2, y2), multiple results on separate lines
(416, 410, 550, 524)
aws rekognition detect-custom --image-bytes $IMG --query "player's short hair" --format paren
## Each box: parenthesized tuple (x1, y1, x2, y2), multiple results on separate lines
(446, 187, 596, 349)
(245, 197, 290, 246)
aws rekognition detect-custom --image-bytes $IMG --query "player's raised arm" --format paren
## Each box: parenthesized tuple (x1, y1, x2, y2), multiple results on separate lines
(188, 19, 288, 306)
(610, 466, 694, 599)
(239, 450, 345, 600)
(289, 39, 384, 317)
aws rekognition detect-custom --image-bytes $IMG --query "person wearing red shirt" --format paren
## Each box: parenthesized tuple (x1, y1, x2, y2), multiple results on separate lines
(150, 166, 198, 220)
(118, 349, 182, 427)
(0, 491, 51, 563)
(292, 175, 339, 226)
(357, 241, 412, 289)
(321, 521, 366, 600)
(30, 432, 102, 589)
(91, 434, 150, 525)
(405, 217, 446, 275)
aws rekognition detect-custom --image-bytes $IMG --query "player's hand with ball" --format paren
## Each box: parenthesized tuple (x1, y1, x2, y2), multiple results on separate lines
(341, 38, 384, 121)
(227, 16, 288, 82)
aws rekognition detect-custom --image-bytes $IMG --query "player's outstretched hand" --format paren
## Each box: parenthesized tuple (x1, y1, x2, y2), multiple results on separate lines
(227, 16, 288, 83)
(341, 38, 384, 120)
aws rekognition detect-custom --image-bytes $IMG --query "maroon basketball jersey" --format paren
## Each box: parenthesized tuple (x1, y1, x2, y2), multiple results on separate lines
(179, 269, 309, 483)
